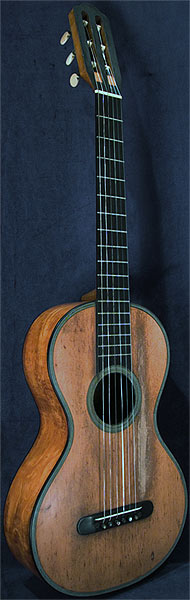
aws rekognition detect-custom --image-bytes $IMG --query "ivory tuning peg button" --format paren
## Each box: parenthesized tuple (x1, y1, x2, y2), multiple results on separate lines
(60, 31, 71, 46)
(66, 51, 75, 66)
(70, 73, 80, 88)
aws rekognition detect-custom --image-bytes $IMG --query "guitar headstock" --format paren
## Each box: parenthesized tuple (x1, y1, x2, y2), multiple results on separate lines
(61, 3, 121, 94)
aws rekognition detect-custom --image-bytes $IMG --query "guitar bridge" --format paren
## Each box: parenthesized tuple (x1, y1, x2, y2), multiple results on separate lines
(77, 501, 153, 535)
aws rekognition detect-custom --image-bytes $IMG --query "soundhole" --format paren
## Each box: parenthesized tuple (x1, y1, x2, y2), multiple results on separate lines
(93, 372, 135, 427)
(87, 367, 141, 432)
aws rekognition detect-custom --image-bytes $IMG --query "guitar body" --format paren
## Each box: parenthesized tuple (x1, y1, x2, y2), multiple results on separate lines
(4, 4, 188, 594)
(4, 301, 187, 596)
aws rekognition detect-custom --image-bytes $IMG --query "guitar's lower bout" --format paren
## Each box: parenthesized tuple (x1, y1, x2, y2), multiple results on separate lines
(29, 302, 187, 596)
(4, 302, 187, 596)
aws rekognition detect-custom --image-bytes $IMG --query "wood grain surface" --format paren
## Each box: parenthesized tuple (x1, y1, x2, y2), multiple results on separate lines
(32, 304, 185, 594)
(81, 289, 96, 302)
(4, 301, 81, 574)
(69, 8, 94, 89)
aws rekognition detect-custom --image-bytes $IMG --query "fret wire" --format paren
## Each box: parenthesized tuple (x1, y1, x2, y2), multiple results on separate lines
(96, 92, 131, 368)
(97, 136, 123, 143)
(98, 312, 130, 314)
(97, 212, 126, 216)
(97, 229, 127, 234)
(98, 352, 131, 358)
(97, 117, 123, 140)
(97, 176, 125, 182)
(97, 260, 128, 263)
(97, 274, 128, 277)
(97, 156, 124, 163)
(96, 115, 123, 122)
(99, 343, 131, 347)
(98, 324, 130, 328)
(97, 287, 129, 290)
(97, 245, 128, 248)
(98, 333, 131, 337)
(97, 194, 126, 199)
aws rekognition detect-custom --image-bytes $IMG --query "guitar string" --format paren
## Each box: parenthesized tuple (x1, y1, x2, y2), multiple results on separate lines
(95, 30, 125, 515)
(93, 27, 137, 516)
(119, 96, 131, 508)
(102, 93, 112, 518)
(101, 50, 126, 512)
(114, 95, 132, 508)
(119, 98, 137, 508)
(98, 91, 106, 518)
(93, 42, 113, 518)
(108, 95, 119, 514)
(96, 34, 119, 516)
(117, 94, 137, 508)
(102, 73, 125, 510)
(108, 66, 137, 509)
(110, 92, 126, 511)
(105, 91, 119, 514)
(114, 94, 129, 508)
(89, 37, 106, 518)
(94, 42, 114, 518)
(107, 74, 135, 509)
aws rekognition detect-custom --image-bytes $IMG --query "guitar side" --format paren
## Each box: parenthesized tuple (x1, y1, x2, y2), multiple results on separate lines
(4, 301, 81, 574)
(4, 301, 187, 595)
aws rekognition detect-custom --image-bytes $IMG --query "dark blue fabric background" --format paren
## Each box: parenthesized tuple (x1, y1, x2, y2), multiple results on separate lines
(2, 1, 189, 598)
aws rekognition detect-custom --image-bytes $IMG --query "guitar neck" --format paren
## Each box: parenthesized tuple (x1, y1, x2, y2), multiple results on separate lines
(95, 91, 131, 374)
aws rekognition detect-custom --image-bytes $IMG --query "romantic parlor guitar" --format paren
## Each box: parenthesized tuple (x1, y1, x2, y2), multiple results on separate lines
(4, 4, 187, 596)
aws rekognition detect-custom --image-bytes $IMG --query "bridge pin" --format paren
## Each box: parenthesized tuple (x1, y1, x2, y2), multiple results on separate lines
(101, 522, 107, 530)
(108, 520, 113, 527)
(128, 516, 133, 522)
(115, 520, 121, 526)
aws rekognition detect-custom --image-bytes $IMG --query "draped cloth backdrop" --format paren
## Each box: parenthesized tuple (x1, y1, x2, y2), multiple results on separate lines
(2, 1, 189, 599)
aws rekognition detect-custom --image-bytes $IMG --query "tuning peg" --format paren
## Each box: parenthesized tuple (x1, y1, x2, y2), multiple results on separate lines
(70, 73, 80, 88)
(60, 31, 71, 46)
(66, 51, 75, 66)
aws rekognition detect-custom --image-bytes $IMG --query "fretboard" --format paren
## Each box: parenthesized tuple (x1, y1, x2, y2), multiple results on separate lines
(95, 91, 131, 374)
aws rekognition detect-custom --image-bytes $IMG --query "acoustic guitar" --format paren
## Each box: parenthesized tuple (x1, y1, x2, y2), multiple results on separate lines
(4, 3, 187, 596)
